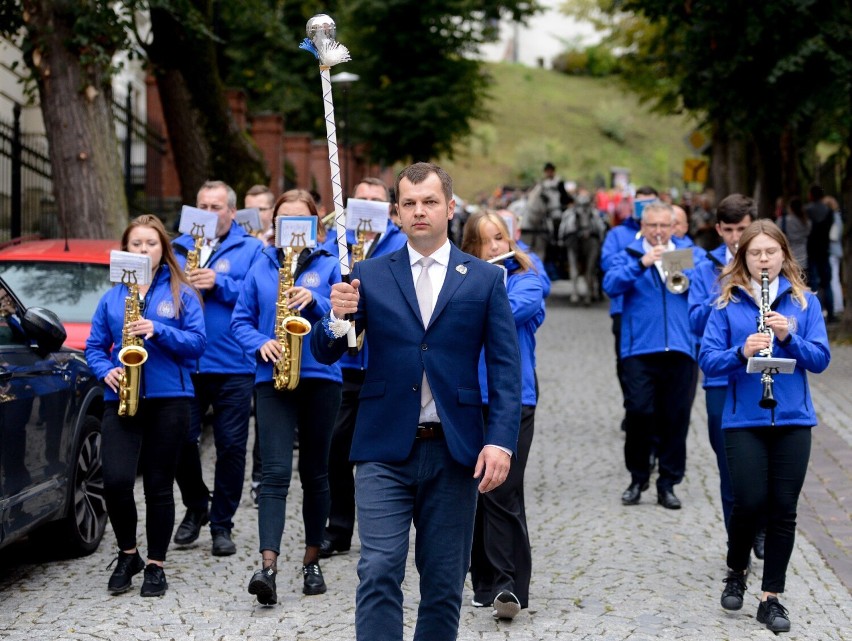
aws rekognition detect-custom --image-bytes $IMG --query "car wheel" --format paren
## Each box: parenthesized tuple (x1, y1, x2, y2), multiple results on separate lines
(38, 415, 107, 557)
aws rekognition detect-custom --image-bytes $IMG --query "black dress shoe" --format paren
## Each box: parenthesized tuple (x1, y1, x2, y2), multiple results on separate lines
(174, 507, 208, 545)
(248, 567, 277, 605)
(753, 527, 766, 560)
(621, 481, 649, 505)
(302, 562, 327, 595)
(657, 488, 682, 510)
(212, 529, 236, 556)
(319, 539, 351, 559)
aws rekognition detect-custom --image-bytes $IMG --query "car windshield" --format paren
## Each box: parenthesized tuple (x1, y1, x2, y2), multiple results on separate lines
(0, 261, 111, 323)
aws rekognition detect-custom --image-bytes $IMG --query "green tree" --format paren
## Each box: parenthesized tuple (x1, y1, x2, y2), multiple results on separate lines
(215, 0, 540, 166)
(0, 0, 130, 238)
(143, 0, 268, 204)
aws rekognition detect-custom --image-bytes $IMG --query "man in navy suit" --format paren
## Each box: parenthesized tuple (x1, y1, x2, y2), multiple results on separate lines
(312, 162, 522, 641)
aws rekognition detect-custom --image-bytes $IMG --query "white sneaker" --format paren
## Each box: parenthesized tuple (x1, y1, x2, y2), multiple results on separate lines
(492, 591, 521, 620)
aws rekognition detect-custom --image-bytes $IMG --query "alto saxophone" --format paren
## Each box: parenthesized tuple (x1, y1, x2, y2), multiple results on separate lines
(272, 246, 312, 391)
(117, 272, 149, 416)
(184, 222, 206, 275)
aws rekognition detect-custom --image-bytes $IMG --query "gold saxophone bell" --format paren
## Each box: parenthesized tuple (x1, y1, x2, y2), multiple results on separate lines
(272, 246, 312, 391)
(117, 345, 149, 416)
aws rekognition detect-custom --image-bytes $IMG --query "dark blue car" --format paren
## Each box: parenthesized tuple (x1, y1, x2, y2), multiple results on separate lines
(0, 277, 105, 556)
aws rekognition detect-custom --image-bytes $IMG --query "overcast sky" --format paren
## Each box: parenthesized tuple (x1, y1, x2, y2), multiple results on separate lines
(477, 1, 599, 68)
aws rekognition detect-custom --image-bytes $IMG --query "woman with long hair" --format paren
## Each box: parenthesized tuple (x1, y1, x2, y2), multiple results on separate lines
(699, 220, 830, 633)
(231, 189, 342, 604)
(85, 215, 206, 597)
(460, 210, 544, 620)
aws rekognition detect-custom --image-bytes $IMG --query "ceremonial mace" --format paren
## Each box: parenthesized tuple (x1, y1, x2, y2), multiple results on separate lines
(301, 14, 358, 354)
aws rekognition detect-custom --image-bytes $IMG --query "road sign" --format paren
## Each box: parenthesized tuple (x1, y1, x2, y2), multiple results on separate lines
(683, 158, 708, 184)
(684, 129, 711, 155)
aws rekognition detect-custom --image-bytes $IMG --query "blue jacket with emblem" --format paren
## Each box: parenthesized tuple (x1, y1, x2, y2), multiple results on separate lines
(172, 220, 263, 374)
(85, 265, 206, 400)
(698, 277, 830, 429)
(602, 236, 702, 360)
(477, 261, 545, 407)
(231, 245, 342, 385)
(689, 244, 729, 387)
(600, 217, 641, 317)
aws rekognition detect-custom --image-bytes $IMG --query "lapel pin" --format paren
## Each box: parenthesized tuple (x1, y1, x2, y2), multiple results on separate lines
(456, 264, 467, 275)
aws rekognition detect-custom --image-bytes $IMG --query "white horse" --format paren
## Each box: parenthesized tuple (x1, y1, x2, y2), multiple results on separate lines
(558, 195, 607, 304)
(520, 182, 564, 264)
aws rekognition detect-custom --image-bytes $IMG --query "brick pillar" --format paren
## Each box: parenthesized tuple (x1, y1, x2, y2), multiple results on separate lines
(311, 141, 333, 213)
(226, 88, 248, 132)
(145, 75, 181, 201)
(250, 113, 284, 194)
(284, 133, 313, 192)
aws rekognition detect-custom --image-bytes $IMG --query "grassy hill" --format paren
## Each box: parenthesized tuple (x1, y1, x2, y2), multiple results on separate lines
(437, 62, 698, 202)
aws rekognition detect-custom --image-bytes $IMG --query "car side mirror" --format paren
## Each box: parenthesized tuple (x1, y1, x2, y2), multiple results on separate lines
(22, 307, 67, 353)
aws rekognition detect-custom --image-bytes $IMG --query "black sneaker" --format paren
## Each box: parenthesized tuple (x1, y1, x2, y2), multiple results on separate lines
(107, 550, 146, 595)
(757, 596, 791, 633)
(248, 567, 277, 605)
(140, 563, 167, 597)
(302, 562, 327, 595)
(720, 568, 748, 610)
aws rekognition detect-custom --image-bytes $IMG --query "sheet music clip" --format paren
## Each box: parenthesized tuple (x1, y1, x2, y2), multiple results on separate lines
(746, 357, 797, 375)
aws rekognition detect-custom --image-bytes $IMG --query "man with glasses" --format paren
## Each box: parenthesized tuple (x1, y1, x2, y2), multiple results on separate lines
(603, 202, 703, 509)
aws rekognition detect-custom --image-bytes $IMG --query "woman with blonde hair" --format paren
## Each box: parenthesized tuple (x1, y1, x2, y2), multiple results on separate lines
(699, 220, 830, 633)
(86, 215, 206, 597)
(461, 210, 544, 620)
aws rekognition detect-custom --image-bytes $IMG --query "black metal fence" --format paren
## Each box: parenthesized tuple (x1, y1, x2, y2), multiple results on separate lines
(0, 85, 168, 243)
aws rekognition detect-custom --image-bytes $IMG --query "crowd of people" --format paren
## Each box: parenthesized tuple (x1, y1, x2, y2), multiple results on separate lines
(81, 159, 839, 638)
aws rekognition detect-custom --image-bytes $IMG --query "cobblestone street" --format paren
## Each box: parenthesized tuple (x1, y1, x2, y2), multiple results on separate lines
(1, 281, 850, 640)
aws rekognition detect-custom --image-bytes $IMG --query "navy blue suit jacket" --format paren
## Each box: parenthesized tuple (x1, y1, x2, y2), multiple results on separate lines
(311, 243, 522, 468)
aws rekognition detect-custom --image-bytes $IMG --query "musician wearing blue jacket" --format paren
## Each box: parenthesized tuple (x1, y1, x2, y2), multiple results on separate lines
(86, 215, 206, 598)
(688, 194, 754, 531)
(171, 180, 264, 558)
(322, 178, 408, 559)
(699, 220, 830, 634)
(602, 202, 703, 509)
(599, 186, 657, 432)
(231, 189, 342, 605)
(462, 210, 545, 620)
(311, 163, 521, 641)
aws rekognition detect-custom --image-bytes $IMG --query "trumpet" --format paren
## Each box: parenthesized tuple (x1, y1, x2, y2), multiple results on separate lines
(661, 248, 694, 295)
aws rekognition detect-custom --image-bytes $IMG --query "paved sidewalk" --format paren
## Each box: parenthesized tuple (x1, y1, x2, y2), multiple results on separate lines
(0, 280, 849, 640)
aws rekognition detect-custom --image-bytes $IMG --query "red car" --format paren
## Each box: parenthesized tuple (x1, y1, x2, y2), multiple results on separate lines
(0, 239, 118, 350)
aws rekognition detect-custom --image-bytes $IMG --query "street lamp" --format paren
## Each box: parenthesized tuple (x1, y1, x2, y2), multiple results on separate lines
(330, 71, 360, 196)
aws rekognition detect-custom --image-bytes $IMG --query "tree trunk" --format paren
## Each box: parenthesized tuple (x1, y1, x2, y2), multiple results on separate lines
(146, 3, 267, 204)
(709, 126, 750, 198)
(23, 2, 127, 239)
(752, 132, 784, 218)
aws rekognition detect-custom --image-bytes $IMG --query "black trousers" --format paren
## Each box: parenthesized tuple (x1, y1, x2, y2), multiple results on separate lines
(725, 426, 811, 593)
(325, 369, 365, 545)
(101, 398, 190, 561)
(470, 404, 535, 608)
(621, 352, 694, 489)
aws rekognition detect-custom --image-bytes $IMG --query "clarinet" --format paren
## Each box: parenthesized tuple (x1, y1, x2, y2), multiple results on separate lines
(756, 269, 777, 409)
